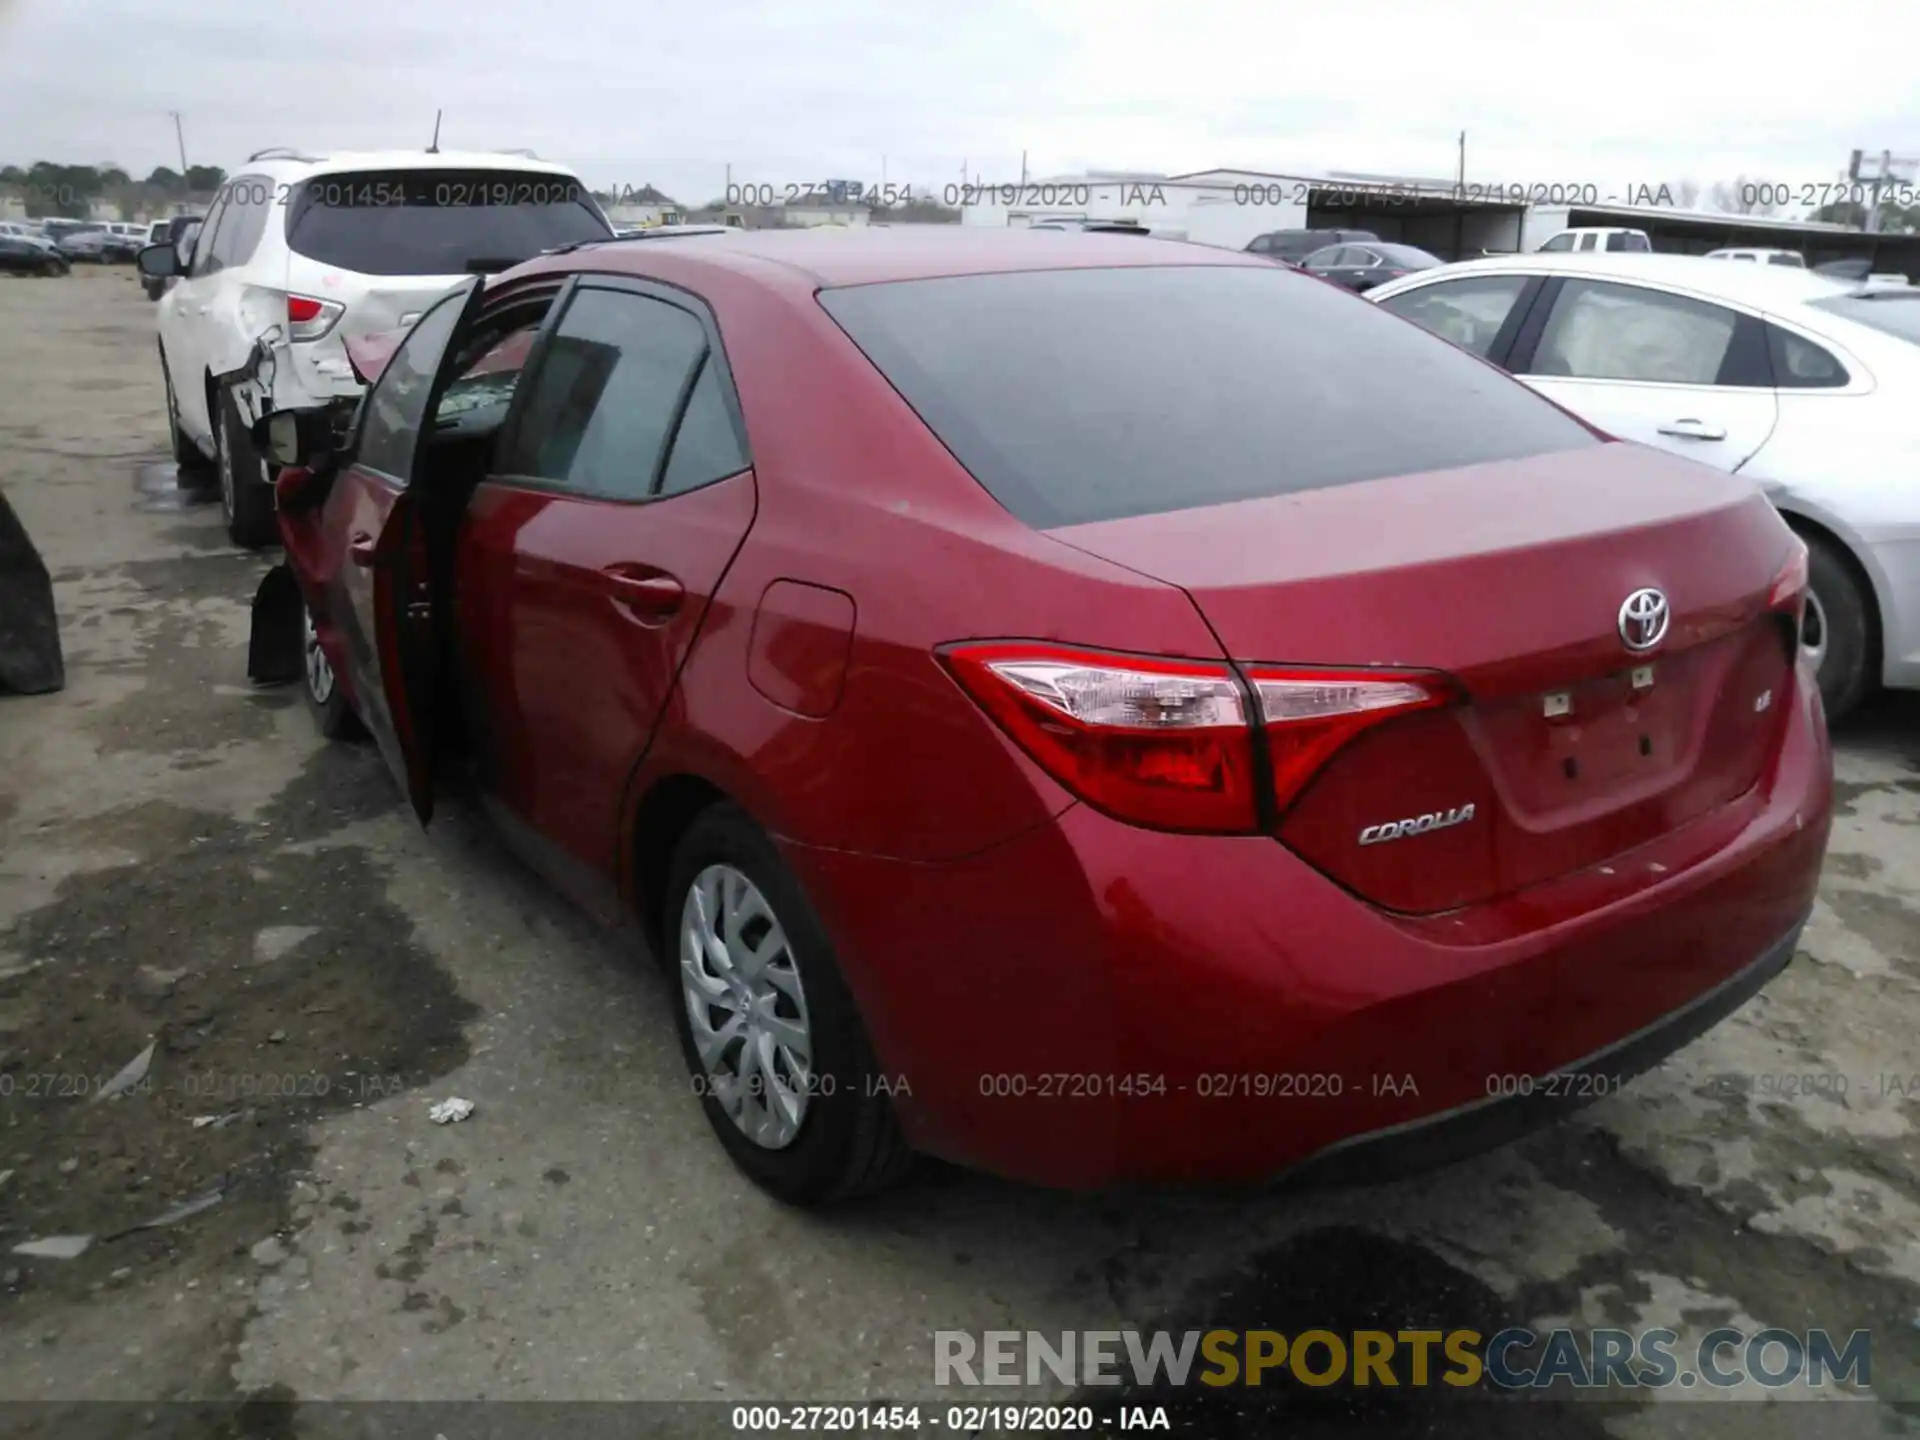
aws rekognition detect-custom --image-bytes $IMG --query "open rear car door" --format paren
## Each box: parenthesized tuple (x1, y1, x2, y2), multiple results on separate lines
(344, 275, 490, 824)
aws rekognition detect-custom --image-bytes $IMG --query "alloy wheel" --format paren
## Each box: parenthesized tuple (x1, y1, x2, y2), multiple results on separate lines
(679, 863, 815, 1150)
(304, 608, 335, 706)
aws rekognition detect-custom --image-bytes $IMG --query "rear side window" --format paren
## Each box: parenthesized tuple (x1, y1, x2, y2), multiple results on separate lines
(285, 168, 611, 278)
(1766, 326, 1849, 388)
(1529, 279, 1739, 384)
(213, 174, 273, 268)
(1768, 254, 1805, 267)
(819, 265, 1598, 529)
(502, 289, 711, 499)
(1606, 232, 1651, 252)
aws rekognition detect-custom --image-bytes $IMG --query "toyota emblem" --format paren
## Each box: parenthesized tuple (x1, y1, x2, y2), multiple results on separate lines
(1618, 588, 1670, 653)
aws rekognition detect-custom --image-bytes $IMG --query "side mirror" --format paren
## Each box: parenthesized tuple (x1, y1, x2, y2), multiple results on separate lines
(251, 408, 334, 469)
(135, 243, 179, 280)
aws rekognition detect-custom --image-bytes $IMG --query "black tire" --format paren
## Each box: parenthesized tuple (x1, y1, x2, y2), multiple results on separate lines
(215, 386, 278, 550)
(301, 602, 361, 739)
(663, 803, 912, 1205)
(161, 349, 212, 478)
(1802, 534, 1874, 723)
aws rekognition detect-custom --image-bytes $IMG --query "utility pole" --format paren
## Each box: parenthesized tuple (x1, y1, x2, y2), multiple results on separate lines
(1021, 150, 1028, 185)
(169, 111, 189, 199)
(1456, 130, 1466, 195)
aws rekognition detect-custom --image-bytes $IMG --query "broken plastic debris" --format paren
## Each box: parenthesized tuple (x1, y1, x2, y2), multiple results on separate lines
(91, 1040, 157, 1103)
(12, 1236, 92, 1260)
(103, 1185, 226, 1242)
(428, 1097, 475, 1125)
(190, 1113, 241, 1130)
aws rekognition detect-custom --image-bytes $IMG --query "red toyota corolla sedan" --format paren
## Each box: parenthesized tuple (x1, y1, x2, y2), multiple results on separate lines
(245, 228, 1833, 1205)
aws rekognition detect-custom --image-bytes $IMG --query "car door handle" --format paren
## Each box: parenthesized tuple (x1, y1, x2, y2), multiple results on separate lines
(604, 569, 684, 620)
(348, 532, 377, 567)
(1656, 419, 1727, 441)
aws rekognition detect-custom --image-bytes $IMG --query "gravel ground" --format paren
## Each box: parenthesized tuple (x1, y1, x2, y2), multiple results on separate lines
(1, 265, 1918, 1439)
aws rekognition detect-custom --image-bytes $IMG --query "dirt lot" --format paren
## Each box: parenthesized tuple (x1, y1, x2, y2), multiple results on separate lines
(2, 265, 1919, 1439)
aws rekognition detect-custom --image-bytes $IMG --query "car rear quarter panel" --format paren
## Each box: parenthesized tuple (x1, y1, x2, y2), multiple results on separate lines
(1745, 333, 1920, 688)
(615, 267, 1230, 871)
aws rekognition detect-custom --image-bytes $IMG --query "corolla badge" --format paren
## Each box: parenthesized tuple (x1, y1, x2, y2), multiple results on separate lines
(1618, 588, 1670, 653)
(1357, 804, 1476, 846)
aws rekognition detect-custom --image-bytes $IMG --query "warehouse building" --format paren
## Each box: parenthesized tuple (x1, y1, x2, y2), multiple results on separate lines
(956, 167, 1920, 274)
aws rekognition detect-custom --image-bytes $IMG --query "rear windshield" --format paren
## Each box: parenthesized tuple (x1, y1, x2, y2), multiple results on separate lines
(285, 168, 611, 277)
(1809, 292, 1920, 345)
(818, 265, 1598, 528)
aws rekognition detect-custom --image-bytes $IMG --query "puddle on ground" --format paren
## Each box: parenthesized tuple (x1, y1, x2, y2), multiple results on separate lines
(133, 458, 217, 515)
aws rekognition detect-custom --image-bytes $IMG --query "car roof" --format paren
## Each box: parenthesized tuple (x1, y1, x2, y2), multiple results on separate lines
(236, 149, 584, 179)
(1394, 251, 1855, 305)
(519, 226, 1260, 291)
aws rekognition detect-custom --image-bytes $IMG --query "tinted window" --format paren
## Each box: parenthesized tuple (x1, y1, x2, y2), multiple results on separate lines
(504, 289, 707, 499)
(1768, 254, 1804, 267)
(1605, 232, 1650, 252)
(1303, 245, 1344, 267)
(285, 169, 611, 278)
(819, 265, 1597, 529)
(1377, 274, 1531, 358)
(1529, 279, 1738, 384)
(1246, 235, 1274, 253)
(1808, 293, 1920, 346)
(355, 289, 473, 481)
(1540, 234, 1575, 252)
(660, 358, 750, 496)
(214, 175, 272, 267)
(189, 196, 230, 277)
(1766, 325, 1849, 387)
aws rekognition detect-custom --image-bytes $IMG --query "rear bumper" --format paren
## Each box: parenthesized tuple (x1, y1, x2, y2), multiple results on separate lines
(1276, 914, 1803, 1188)
(782, 661, 1833, 1188)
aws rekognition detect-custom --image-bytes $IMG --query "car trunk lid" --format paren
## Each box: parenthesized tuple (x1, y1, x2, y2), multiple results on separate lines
(1047, 444, 1802, 912)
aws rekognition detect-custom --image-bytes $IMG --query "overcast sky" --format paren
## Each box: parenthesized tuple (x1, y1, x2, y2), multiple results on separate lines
(2, 0, 1915, 208)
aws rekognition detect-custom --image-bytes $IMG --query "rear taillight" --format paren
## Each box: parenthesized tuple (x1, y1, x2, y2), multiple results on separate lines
(939, 644, 1458, 833)
(286, 293, 345, 341)
(939, 643, 1259, 833)
(1246, 667, 1457, 811)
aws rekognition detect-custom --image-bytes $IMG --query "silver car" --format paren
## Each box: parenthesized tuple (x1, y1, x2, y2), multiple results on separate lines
(1368, 252, 1920, 719)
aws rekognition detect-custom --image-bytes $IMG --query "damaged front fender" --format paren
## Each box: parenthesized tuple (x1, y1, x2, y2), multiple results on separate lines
(248, 563, 304, 685)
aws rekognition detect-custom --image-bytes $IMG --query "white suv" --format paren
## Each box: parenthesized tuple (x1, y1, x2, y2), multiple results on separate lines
(142, 147, 611, 545)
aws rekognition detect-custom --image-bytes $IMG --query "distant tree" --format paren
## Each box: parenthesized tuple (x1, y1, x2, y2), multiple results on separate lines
(24, 161, 103, 217)
(1668, 178, 1701, 209)
(145, 165, 182, 190)
(98, 165, 130, 187)
(0, 164, 24, 186)
(1811, 193, 1920, 234)
(183, 164, 226, 195)
(1708, 176, 1781, 216)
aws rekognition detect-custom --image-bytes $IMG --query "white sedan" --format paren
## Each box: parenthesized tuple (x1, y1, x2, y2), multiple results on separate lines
(1367, 253, 1920, 719)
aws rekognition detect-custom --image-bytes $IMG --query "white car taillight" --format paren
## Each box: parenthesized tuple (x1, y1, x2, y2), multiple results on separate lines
(286, 293, 346, 342)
